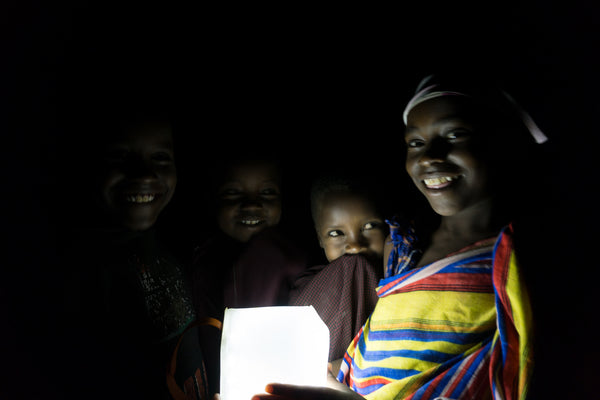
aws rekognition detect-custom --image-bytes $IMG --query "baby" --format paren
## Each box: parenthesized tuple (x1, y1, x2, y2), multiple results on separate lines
(289, 173, 387, 361)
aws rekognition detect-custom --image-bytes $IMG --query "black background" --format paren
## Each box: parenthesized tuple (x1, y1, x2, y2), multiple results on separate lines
(3, 1, 598, 398)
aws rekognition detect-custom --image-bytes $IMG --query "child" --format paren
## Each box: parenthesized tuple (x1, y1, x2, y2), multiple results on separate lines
(191, 156, 308, 319)
(190, 156, 309, 394)
(60, 108, 212, 400)
(289, 173, 389, 361)
(252, 71, 546, 399)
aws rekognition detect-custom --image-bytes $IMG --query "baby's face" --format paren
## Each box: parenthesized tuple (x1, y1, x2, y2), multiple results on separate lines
(98, 121, 176, 231)
(216, 161, 282, 243)
(316, 193, 386, 263)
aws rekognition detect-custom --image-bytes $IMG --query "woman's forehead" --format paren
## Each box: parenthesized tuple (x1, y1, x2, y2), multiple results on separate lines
(406, 97, 477, 126)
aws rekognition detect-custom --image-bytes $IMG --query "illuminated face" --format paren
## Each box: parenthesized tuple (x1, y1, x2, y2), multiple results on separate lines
(404, 96, 492, 217)
(216, 160, 282, 243)
(98, 121, 177, 231)
(315, 193, 386, 263)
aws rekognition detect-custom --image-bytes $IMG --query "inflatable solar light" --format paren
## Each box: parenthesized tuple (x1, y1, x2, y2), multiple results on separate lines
(220, 306, 330, 400)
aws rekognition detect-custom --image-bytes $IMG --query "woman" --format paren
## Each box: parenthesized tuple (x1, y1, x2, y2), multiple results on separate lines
(251, 72, 546, 400)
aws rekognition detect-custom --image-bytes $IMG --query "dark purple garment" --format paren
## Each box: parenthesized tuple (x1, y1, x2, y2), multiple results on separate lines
(191, 227, 309, 320)
(190, 228, 309, 393)
(288, 254, 382, 361)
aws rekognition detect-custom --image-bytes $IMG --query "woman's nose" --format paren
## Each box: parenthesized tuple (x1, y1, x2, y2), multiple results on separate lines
(419, 138, 450, 166)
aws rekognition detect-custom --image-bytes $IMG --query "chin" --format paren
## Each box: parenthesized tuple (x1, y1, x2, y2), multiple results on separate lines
(121, 216, 159, 231)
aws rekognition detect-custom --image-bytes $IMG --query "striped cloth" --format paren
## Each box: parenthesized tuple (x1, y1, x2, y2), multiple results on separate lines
(337, 224, 534, 400)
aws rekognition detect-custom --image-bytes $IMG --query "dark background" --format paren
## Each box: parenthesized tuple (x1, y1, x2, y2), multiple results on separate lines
(3, 1, 598, 398)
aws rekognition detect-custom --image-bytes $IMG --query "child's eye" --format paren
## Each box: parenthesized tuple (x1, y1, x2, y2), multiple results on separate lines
(219, 188, 242, 199)
(327, 230, 344, 238)
(406, 138, 425, 148)
(104, 150, 129, 164)
(260, 187, 280, 197)
(363, 222, 379, 230)
(151, 151, 173, 162)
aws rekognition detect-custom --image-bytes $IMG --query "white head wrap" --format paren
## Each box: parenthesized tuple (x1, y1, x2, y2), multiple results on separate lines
(402, 75, 548, 144)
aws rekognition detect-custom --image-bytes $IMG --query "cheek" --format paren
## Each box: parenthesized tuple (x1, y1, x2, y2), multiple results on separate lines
(99, 171, 124, 205)
(216, 205, 237, 228)
(405, 158, 421, 186)
(323, 244, 342, 263)
(264, 201, 282, 224)
(368, 232, 387, 256)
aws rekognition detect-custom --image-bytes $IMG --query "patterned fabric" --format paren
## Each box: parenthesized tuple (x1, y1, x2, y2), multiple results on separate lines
(289, 254, 382, 361)
(130, 252, 196, 343)
(384, 218, 420, 278)
(338, 224, 534, 400)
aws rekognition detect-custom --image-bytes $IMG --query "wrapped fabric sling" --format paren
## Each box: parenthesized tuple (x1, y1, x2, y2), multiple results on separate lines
(338, 224, 534, 400)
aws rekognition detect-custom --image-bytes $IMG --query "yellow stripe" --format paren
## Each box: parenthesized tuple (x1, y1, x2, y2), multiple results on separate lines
(505, 251, 534, 398)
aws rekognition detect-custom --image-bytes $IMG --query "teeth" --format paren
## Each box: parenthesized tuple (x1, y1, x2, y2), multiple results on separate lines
(126, 194, 156, 203)
(241, 219, 261, 225)
(424, 176, 456, 187)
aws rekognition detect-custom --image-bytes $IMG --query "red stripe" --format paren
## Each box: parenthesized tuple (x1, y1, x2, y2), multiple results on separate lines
(377, 269, 419, 296)
(387, 272, 493, 295)
(352, 377, 392, 389)
(491, 224, 520, 400)
(443, 346, 483, 397)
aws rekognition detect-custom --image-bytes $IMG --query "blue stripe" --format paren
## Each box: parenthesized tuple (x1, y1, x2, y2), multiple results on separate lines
(351, 365, 421, 381)
(368, 328, 492, 345)
(358, 334, 455, 363)
(379, 252, 493, 296)
(491, 231, 509, 365)
(440, 253, 493, 271)
(450, 339, 492, 397)
(410, 351, 466, 400)
(440, 265, 493, 274)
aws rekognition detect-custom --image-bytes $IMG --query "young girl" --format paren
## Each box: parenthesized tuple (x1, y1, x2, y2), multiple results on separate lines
(251, 72, 546, 400)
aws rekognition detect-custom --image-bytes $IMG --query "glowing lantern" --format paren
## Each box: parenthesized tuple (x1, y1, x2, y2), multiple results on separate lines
(220, 306, 330, 400)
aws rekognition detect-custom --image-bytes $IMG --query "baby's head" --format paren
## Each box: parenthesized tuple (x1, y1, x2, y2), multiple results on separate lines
(310, 175, 387, 263)
(94, 110, 177, 231)
(214, 157, 283, 243)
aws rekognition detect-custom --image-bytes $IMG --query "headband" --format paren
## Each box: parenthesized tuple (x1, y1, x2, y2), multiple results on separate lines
(402, 78, 548, 144)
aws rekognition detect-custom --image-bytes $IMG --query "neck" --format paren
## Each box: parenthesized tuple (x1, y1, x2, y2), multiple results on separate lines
(437, 198, 505, 243)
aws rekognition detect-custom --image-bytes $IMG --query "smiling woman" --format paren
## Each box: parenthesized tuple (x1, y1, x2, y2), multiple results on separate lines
(254, 71, 548, 400)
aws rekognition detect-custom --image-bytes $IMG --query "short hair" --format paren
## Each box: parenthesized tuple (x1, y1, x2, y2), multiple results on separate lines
(309, 173, 381, 230)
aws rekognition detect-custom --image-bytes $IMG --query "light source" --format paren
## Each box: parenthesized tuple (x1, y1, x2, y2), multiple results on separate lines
(220, 306, 330, 400)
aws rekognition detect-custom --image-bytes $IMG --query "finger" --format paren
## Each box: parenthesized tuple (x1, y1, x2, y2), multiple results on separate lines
(251, 394, 286, 400)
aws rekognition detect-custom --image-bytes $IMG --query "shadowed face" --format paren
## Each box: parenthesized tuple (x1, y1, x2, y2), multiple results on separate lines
(98, 120, 176, 231)
(404, 96, 492, 217)
(216, 160, 282, 243)
(315, 193, 386, 263)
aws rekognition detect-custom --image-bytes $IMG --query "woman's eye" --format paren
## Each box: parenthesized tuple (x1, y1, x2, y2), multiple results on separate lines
(327, 230, 343, 238)
(446, 129, 471, 141)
